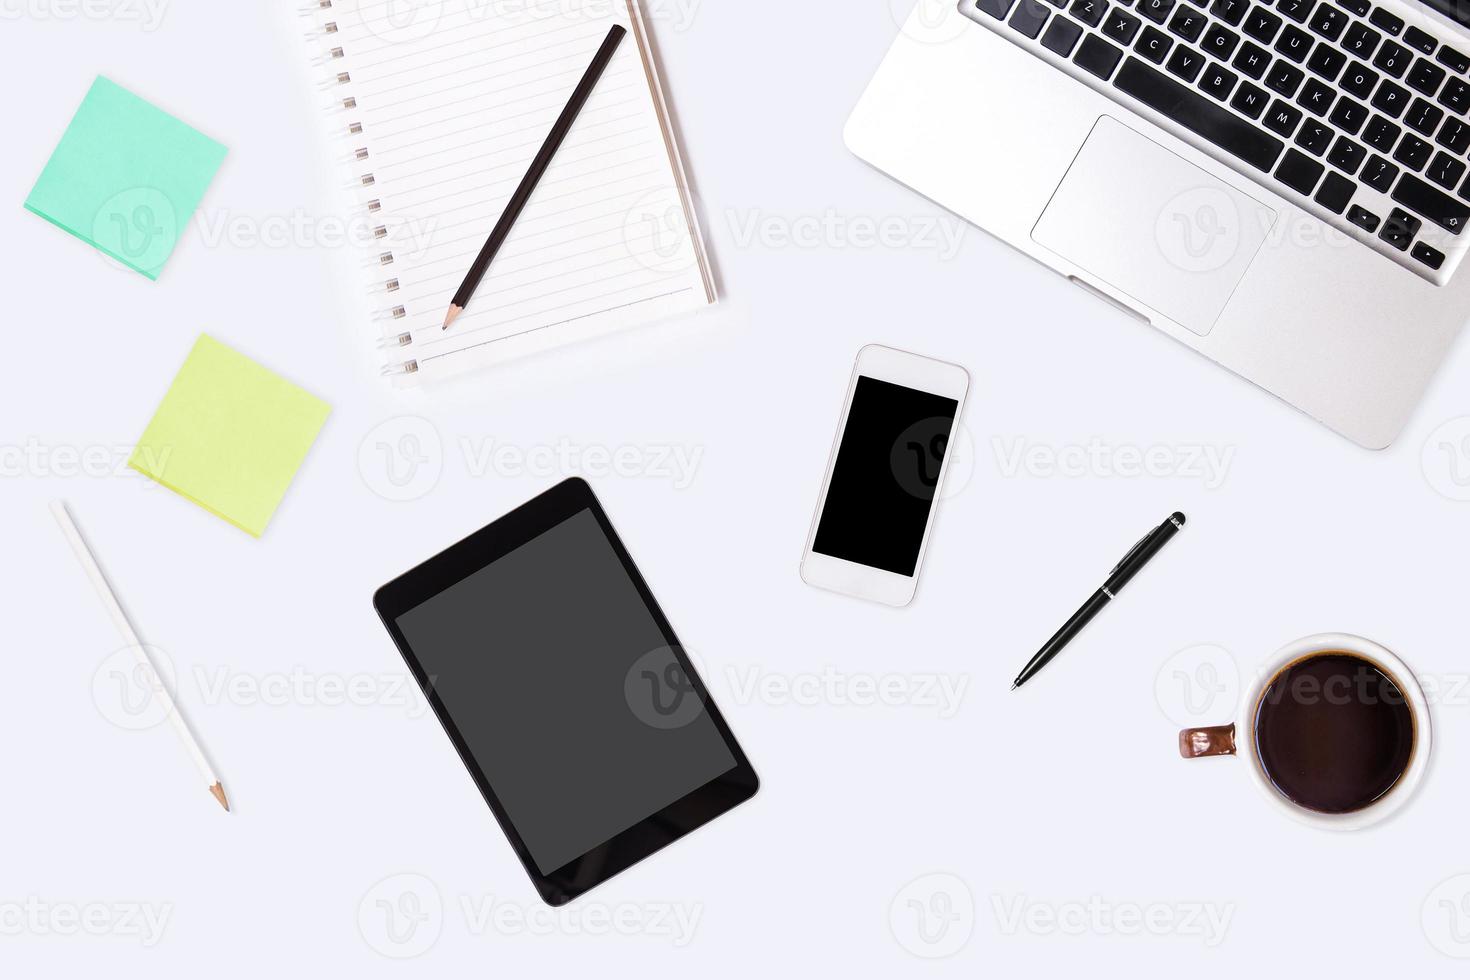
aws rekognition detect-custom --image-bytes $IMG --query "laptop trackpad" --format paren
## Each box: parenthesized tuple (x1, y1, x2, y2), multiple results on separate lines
(1032, 116, 1276, 336)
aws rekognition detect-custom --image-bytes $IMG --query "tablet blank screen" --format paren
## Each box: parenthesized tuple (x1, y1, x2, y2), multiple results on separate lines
(395, 508, 736, 874)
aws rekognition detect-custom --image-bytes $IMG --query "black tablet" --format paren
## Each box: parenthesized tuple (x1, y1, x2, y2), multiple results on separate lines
(373, 478, 758, 906)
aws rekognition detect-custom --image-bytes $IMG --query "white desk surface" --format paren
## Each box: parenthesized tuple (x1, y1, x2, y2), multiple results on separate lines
(6, 1, 1470, 974)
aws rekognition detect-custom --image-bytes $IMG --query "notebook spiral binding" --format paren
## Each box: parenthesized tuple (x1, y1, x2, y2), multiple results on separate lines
(301, 1, 419, 376)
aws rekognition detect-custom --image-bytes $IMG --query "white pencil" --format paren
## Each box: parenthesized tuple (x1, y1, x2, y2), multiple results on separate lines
(50, 501, 230, 812)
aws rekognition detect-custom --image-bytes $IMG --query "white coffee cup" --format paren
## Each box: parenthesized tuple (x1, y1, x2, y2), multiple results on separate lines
(1178, 633, 1432, 830)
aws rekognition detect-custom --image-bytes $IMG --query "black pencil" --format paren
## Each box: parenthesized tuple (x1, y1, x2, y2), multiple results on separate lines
(443, 24, 627, 330)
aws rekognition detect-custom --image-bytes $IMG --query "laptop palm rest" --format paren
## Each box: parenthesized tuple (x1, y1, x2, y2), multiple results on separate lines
(1032, 116, 1277, 337)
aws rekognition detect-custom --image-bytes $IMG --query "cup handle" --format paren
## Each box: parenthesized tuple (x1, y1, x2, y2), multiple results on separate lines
(1179, 723, 1236, 758)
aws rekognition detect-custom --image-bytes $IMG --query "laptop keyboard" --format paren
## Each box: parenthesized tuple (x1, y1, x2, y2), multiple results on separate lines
(964, 0, 1470, 282)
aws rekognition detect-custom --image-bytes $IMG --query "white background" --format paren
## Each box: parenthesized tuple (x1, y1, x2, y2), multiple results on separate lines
(4, 0, 1470, 973)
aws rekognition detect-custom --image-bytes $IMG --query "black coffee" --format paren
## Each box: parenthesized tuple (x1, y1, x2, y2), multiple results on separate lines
(1253, 653, 1415, 814)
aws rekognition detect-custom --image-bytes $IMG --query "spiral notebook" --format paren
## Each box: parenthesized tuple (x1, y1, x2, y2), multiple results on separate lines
(300, 0, 715, 383)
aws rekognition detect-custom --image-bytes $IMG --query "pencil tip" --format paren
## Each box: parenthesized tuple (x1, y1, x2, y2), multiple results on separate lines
(442, 305, 461, 330)
(209, 782, 230, 812)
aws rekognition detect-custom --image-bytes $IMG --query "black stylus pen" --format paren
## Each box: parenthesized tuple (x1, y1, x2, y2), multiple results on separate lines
(1011, 511, 1186, 690)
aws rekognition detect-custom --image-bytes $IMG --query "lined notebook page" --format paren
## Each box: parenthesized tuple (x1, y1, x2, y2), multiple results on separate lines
(323, 0, 713, 382)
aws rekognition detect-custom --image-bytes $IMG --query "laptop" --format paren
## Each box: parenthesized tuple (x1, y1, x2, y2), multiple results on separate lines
(848, 0, 1470, 447)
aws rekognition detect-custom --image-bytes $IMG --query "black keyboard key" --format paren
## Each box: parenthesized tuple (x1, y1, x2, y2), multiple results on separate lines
(1369, 9, 1404, 35)
(1209, 0, 1249, 24)
(1244, 6, 1283, 43)
(1436, 45, 1470, 74)
(1203, 24, 1241, 59)
(1113, 57, 1285, 168)
(1103, 7, 1144, 42)
(1394, 171, 1470, 231)
(1374, 39, 1411, 77)
(1232, 80, 1271, 116)
(1338, 0, 1368, 13)
(1328, 134, 1368, 172)
(1137, 25, 1174, 61)
(1277, 0, 1313, 22)
(1266, 60, 1306, 95)
(1439, 77, 1470, 115)
(1167, 44, 1207, 80)
(1296, 117, 1335, 152)
(1427, 150, 1467, 190)
(1276, 25, 1314, 62)
(1234, 41, 1272, 78)
(1071, 0, 1108, 25)
(1298, 77, 1336, 113)
(1010, 0, 1053, 37)
(1341, 22, 1380, 60)
(977, 0, 1018, 16)
(1265, 97, 1304, 134)
(1075, 33, 1126, 76)
(1308, 4, 1346, 41)
(1412, 240, 1445, 269)
(1314, 170, 1357, 211)
(1362, 153, 1399, 190)
(1276, 146, 1326, 191)
(1372, 80, 1410, 117)
(1347, 204, 1381, 230)
(1405, 97, 1444, 135)
(1395, 132, 1432, 168)
(1437, 117, 1470, 153)
(1379, 207, 1420, 248)
(1137, 0, 1175, 22)
(1042, 15, 1086, 54)
(1307, 44, 1347, 81)
(1407, 58, 1447, 96)
(1404, 26, 1437, 55)
(1168, 5, 1206, 41)
(1340, 61, 1379, 99)
(1200, 61, 1239, 98)
(1363, 115, 1401, 150)
(1329, 95, 1369, 134)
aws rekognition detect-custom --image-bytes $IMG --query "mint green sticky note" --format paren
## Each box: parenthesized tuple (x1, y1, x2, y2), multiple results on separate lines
(129, 335, 331, 538)
(24, 76, 226, 280)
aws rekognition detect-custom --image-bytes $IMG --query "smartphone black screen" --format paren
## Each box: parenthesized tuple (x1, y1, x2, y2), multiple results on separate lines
(812, 376, 958, 576)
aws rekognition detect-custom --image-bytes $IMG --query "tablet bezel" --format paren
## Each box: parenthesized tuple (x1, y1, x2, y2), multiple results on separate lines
(372, 477, 758, 906)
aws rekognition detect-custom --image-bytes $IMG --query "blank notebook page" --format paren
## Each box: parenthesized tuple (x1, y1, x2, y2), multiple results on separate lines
(316, 0, 714, 382)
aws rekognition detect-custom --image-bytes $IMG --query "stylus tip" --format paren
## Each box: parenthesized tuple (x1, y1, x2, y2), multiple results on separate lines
(1010, 682, 1018, 691)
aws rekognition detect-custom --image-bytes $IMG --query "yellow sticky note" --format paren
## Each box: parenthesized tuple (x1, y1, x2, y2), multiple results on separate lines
(129, 335, 330, 537)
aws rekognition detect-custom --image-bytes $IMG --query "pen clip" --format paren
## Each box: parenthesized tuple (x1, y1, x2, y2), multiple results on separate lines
(1110, 532, 1153, 575)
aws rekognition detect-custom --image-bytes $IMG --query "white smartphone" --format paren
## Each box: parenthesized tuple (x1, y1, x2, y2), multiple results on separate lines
(800, 345, 969, 607)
